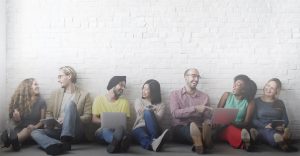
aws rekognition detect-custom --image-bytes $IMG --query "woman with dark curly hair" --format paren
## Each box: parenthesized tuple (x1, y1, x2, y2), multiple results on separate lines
(216, 74, 257, 152)
(1, 78, 46, 151)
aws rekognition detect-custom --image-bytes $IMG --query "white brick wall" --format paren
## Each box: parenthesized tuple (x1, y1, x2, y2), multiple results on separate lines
(2, 0, 300, 139)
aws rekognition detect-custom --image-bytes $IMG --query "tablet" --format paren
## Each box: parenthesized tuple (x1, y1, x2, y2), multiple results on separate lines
(271, 120, 284, 128)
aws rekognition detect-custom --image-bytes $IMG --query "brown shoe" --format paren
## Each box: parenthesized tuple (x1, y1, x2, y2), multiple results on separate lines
(190, 122, 204, 154)
(282, 128, 291, 143)
(202, 122, 213, 149)
(194, 145, 204, 154)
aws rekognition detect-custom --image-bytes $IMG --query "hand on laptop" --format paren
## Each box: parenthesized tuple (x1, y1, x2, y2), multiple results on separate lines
(195, 105, 213, 112)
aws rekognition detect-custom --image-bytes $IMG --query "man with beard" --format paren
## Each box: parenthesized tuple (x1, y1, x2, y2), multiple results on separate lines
(92, 76, 131, 153)
(169, 68, 213, 154)
(31, 66, 92, 155)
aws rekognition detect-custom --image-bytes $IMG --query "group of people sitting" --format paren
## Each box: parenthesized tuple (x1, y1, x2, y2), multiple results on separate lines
(0, 66, 298, 155)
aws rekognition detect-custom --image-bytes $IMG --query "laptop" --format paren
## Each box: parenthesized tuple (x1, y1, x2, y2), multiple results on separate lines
(211, 108, 239, 125)
(101, 112, 127, 129)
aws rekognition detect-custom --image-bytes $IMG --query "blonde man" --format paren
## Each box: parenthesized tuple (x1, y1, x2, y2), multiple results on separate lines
(31, 66, 92, 155)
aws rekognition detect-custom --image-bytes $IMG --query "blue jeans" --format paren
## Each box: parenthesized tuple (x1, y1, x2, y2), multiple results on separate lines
(172, 123, 193, 144)
(258, 128, 278, 147)
(31, 101, 83, 149)
(95, 126, 124, 144)
(132, 110, 161, 149)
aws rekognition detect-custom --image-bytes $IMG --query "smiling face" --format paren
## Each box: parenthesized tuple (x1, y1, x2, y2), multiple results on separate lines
(57, 70, 72, 88)
(263, 80, 279, 98)
(184, 69, 200, 90)
(31, 80, 40, 95)
(232, 80, 245, 96)
(113, 81, 126, 98)
(142, 84, 151, 99)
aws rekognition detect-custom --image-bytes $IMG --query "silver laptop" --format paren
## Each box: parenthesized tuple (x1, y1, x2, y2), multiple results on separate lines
(100, 112, 127, 129)
(211, 108, 239, 125)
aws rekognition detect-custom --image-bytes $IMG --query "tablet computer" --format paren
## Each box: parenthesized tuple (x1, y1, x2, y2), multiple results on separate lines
(271, 120, 284, 128)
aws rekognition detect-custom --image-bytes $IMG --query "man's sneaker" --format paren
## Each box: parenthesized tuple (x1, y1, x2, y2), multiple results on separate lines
(62, 142, 72, 151)
(151, 129, 169, 152)
(120, 134, 131, 152)
(1, 130, 10, 148)
(107, 138, 120, 153)
(190, 122, 204, 154)
(241, 129, 252, 152)
(202, 122, 213, 149)
(45, 143, 65, 155)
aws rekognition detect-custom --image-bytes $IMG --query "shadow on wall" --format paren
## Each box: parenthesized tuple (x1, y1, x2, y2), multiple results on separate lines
(285, 90, 300, 139)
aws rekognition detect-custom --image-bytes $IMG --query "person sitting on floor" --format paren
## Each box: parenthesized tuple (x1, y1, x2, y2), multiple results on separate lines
(252, 78, 298, 152)
(1, 78, 46, 151)
(132, 79, 169, 152)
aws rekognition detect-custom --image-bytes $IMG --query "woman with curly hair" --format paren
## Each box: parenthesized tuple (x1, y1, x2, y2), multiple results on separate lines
(1, 78, 46, 151)
(216, 75, 257, 152)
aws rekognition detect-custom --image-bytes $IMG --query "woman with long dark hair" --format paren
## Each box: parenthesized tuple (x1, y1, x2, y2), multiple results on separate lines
(132, 79, 169, 152)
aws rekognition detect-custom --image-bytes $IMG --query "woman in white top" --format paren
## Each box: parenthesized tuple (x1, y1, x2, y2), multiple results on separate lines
(132, 79, 169, 152)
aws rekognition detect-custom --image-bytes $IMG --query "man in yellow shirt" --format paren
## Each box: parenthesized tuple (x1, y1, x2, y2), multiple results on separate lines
(92, 76, 131, 153)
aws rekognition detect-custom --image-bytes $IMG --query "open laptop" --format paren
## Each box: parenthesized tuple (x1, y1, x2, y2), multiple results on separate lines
(101, 112, 127, 129)
(211, 108, 239, 125)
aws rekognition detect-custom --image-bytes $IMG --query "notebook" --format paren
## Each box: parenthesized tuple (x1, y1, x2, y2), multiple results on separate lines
(100, 112, 127, 129)
(211, 108, 239, 125)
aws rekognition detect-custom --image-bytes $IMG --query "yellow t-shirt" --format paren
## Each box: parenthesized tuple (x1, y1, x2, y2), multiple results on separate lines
(92, 95, 130, 117)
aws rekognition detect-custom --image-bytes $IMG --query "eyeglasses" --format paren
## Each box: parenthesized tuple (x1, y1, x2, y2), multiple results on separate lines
(186, 74, 201, 79)
(58, 74, 67, 79)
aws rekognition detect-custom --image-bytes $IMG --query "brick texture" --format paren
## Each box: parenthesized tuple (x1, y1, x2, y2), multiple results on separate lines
(2, 0, 300, 139)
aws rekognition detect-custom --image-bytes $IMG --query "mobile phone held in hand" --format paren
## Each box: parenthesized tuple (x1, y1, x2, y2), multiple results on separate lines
(271, 120, 284, 128)
(145, 105, 153, 110)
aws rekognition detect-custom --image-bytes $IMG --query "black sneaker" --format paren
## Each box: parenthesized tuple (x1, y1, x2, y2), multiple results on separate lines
(107, 138, 120, 153)
(60, 136, 72, 151)
(1, 130, 10, 148)
(120, 135, 131, 152)
(10, 129, 20, 151)
(45, 143, 65, 155)
(62, 142, 72, 151)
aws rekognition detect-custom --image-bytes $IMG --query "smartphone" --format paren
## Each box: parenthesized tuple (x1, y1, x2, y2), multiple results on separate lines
(145, 105, 153, 110)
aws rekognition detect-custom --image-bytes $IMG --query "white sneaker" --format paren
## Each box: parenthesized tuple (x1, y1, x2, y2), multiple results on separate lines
(151, 129, 169, 152)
